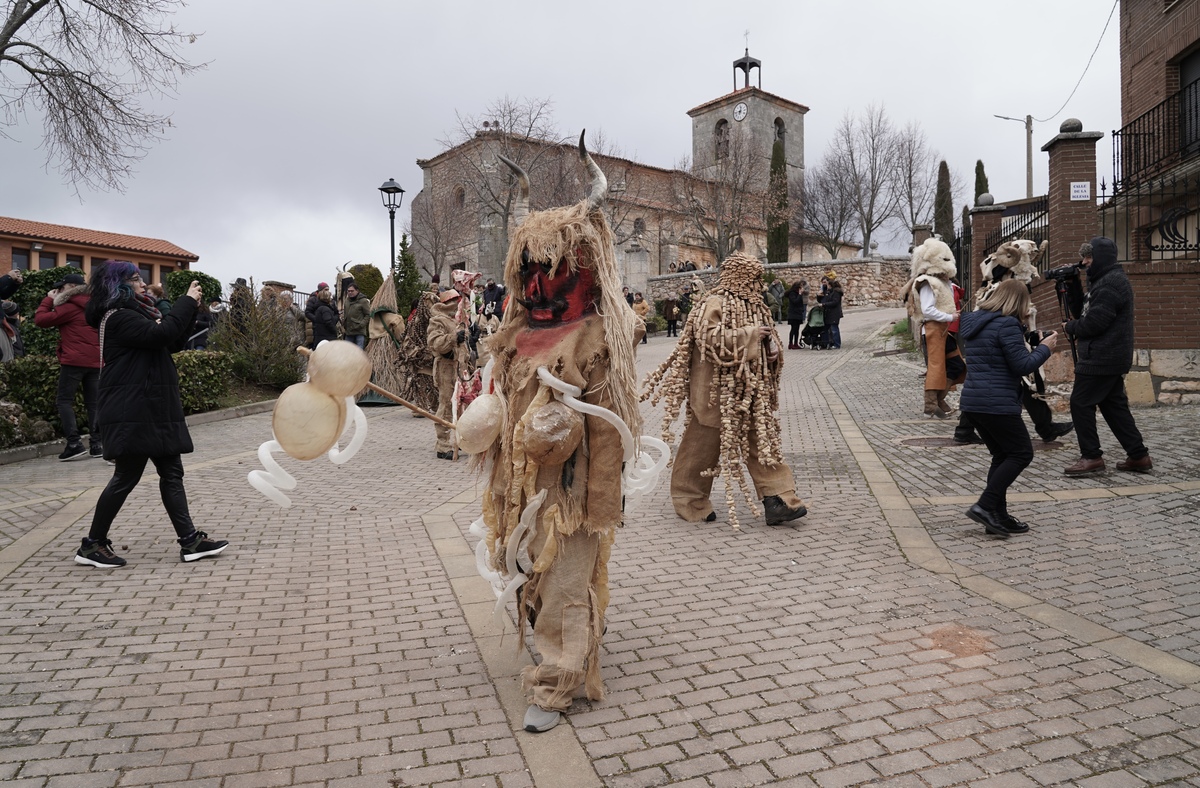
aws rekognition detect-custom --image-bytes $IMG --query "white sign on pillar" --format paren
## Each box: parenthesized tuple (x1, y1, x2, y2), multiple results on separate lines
(1070, 181, 1091, 201)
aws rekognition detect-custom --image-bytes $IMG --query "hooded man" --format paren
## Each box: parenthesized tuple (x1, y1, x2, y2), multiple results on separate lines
(1062, 237, 1152, 476)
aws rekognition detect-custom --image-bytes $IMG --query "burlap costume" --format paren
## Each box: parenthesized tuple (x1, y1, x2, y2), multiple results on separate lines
(643, 253, 806, 530)
(475, 137, 641, 715)
(426, 294, 475, 454)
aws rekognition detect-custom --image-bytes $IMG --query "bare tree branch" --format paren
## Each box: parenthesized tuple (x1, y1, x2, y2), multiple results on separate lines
(792, 162, 858, 260)
(671, 134, 767, 263)
(1, 0, 204, 191)
(828, 105, 902, 256)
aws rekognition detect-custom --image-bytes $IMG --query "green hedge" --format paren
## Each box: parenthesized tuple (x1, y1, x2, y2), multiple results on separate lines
(0, 355, 87, 431)
(166, 269, 223, 304)
(173, 351, 233, 414)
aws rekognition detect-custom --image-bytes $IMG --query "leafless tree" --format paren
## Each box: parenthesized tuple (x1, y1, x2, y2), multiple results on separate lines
(892, 122, 940, 233)
(0, 0, 203, 191)
(405, 186, 473, 281)
(438, 96, 571, 253)
(828, 105, 901, 256)
(792, 162, 858, 260)
(671, 134, 767, 263)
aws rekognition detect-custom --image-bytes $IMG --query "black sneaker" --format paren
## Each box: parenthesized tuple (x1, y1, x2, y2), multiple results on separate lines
(179, 531, 229, 563)
(58, 442, 88, 462)
(763, 495, 808, 526)
(74, 538, 127, 568)
(1039, 422, 1074, 442)
(89, 441, 103, 458)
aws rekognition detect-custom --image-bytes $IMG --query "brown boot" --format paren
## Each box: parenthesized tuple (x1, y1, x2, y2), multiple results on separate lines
(936, 390, 954, 415)
(924, 390, 948, 419)
(1064, 456, 1105, 476)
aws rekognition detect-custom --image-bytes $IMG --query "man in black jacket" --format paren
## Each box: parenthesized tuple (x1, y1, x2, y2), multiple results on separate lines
(1062, 237, 1152, 476)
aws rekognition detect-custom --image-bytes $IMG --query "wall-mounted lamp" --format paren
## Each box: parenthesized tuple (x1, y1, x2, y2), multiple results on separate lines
(30, 242, 43, 251)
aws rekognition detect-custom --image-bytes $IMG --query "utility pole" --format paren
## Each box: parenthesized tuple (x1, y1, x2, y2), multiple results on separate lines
(995, 114, 1034, 198)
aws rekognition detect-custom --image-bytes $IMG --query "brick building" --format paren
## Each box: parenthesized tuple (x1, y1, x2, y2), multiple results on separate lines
(0, 216, 197, 285)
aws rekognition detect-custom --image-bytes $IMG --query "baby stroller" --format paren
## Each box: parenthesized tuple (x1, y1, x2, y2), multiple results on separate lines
(799, 305, 828, 349)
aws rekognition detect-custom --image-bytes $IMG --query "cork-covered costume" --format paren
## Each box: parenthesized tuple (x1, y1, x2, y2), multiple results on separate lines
(466, 134, 643, 728)
(643, 253, 807, 530)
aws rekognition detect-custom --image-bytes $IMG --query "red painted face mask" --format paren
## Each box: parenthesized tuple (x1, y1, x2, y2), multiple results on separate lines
(516, 247, 596, 326)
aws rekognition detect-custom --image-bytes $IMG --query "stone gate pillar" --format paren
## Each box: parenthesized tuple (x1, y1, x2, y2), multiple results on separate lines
(969, 196, 1006, 277)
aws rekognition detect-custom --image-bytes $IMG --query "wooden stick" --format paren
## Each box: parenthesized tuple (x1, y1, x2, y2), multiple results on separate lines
(297, 346, 455, 429)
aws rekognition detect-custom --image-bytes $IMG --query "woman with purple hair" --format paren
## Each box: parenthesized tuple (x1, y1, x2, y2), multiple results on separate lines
(76, 261, 230, 568)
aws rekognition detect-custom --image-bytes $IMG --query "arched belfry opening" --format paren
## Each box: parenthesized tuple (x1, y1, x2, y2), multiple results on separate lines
(733, 48, 761, 90)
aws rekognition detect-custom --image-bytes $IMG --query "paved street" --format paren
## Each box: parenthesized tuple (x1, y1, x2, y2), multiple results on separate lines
(2, 306, 1199, 788)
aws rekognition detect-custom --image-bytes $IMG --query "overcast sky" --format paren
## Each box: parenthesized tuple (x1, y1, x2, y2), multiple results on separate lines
(0, 0, 1121, 296)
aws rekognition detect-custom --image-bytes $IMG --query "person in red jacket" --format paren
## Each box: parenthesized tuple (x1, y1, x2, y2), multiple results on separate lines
(34, 273, 102, 461)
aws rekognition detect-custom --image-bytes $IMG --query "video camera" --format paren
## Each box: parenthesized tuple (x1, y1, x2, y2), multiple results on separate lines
(1044, 263, 1082, 282)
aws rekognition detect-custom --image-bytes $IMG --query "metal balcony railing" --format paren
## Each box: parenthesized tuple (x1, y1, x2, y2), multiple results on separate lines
(1112, 79, 1200, 192)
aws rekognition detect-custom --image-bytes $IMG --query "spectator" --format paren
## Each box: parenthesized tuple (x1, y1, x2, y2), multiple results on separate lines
(819, 273, 844, 349)
(309, 287, 339, 347)
(661, 294, 680, 337)
(147, 283, 172, 317)
(631, 291, 650, 343)
(0, 269, 22, 362)
(783, 280, 808, 349)
(76, 263, 229, 568)
(958, 279, 1057, 537)
(1062, 237, 1153, 476)
(228, 277, 252, 336)
(768, 278, 785, 323)
(341, 280, 371, 349)
(622, 286, 634, 306)
(34, 272, 102, 460)
(277, 291, 306, 348)
(482, 278, 505, 319)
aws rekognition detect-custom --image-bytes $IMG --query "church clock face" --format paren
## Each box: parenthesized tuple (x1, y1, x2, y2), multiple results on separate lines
(733, 102, 748, 122)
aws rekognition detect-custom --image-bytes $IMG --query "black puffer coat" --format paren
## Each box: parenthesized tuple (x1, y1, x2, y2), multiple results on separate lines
(97, 296, 198, 459)
(1065, 237, 1135, 377)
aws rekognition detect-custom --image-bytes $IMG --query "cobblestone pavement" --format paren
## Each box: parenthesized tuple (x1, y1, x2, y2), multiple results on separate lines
(1, 308, 1198, 787)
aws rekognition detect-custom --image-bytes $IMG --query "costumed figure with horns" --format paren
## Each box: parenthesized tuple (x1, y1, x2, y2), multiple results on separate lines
(465, 133, 650, 733)
(906, 239, 965, 419)
(427, 269, 481, 459)
(642, 252, 808, 531)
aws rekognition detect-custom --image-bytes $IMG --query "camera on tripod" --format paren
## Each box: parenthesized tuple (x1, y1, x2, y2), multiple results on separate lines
(1044, 263, 1082, 282)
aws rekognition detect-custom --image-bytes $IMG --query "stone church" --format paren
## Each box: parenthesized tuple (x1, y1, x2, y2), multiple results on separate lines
(410, 51, 857, 293)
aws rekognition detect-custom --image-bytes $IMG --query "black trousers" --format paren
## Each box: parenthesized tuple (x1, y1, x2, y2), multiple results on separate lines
(1070, 373, 1148, 460)
(956, 382, 1056, 440)
(666, 320, 678, 337)
(88, 455, 196, 541)
(964, 412, 1034, 513)
(56, 365, 99, 444)
(788, 319, 803, 346)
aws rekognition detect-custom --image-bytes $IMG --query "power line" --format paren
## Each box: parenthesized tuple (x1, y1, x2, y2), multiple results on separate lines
(1034, 0, 1119, 124)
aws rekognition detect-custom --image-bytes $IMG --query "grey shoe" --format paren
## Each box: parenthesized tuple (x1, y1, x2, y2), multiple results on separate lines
(523, 705, 561, 733)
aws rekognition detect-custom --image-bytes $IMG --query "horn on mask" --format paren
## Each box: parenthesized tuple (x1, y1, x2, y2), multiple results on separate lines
(496, 153, 530, 227)
(579, 129, 607, 213)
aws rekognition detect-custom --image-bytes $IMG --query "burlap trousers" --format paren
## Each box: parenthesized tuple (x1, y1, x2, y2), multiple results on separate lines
(670, 408, 796, 521)
(523, 529, 604, 712)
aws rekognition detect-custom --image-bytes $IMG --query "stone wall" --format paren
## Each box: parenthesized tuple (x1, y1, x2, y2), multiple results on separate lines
(645, 256, 912, 308)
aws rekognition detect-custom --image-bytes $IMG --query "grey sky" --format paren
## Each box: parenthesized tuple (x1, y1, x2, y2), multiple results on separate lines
(0, 0, 1121, 296)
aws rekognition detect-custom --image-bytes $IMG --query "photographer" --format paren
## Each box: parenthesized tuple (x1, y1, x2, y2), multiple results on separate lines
(1061, 238, 1152, 477)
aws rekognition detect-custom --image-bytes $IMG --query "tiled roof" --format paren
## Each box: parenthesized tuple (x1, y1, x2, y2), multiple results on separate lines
(0, 216, 199, 261)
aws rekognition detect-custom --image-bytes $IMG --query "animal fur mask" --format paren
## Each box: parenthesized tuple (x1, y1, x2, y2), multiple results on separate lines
(982, 239, 1046, 286)
(910, 239, 957, 280)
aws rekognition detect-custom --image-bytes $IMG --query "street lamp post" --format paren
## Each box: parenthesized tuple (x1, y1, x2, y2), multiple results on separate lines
(994, 114, 1033, 199)
(378, 178, 405, 269)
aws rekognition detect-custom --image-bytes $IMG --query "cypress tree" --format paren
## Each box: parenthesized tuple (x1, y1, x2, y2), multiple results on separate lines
(934, 160, 955, 243)
(767, 139, 789, 263)
(974, 160, 990, 204)
(393, 233, 425, 316)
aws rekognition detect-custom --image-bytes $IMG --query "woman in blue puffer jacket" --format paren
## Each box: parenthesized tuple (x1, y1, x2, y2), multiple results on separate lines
(958, 279, 1058, 538)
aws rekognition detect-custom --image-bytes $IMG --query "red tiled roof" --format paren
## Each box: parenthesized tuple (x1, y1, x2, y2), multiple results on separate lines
(687, 86, 809, 117)
(0, 216, 198, 261)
